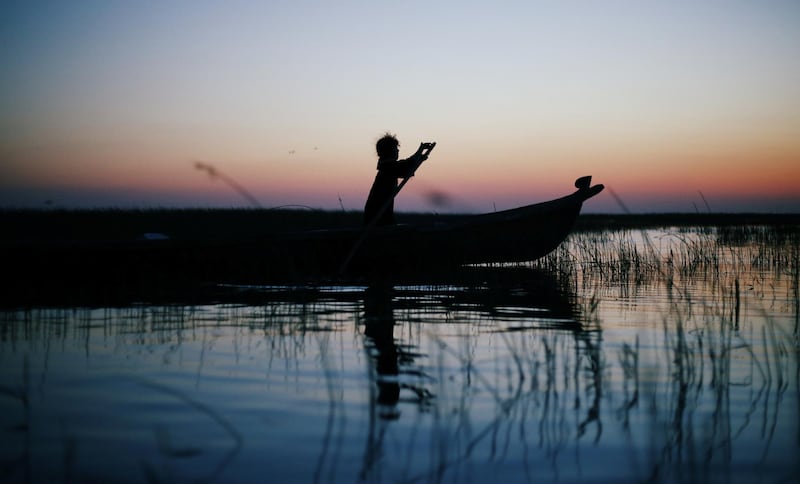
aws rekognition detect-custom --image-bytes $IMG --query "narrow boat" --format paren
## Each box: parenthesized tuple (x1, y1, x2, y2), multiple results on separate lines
(2, 176, 603, 305)
(274, 175, 604, 275)
(358, 175, 603, 268)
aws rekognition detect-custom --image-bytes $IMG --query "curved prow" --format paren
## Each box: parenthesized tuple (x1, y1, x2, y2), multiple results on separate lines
(575, 176, 604, 201)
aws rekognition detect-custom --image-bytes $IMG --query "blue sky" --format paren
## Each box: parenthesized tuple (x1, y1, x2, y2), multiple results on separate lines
(2, 1, 799, 212)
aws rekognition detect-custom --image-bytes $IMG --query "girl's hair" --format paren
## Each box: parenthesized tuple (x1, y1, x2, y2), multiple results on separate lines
(375, 133, 399, 158)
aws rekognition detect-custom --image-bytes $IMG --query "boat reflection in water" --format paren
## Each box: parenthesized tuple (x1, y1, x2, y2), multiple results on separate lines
(0, 253, 797, 483)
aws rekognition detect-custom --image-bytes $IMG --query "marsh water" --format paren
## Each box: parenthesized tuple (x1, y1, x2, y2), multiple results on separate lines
(1, 226, 798, 483)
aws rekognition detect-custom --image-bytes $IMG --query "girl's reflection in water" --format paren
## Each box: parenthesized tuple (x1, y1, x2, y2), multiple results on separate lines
(363, 284, 402, 420)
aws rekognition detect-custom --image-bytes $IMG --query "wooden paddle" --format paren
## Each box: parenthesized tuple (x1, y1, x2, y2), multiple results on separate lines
(338, 142, 436, 275)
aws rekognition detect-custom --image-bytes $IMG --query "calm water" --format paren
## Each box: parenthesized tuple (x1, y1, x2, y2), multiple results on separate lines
(1, 227, 798, 483)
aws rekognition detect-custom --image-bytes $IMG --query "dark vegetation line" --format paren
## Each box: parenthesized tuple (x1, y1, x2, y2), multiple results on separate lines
(1, 209, 798, 243)
(574, 213, 800, 231)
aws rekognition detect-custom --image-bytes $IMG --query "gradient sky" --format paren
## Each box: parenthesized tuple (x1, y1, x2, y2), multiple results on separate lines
(2, 1, 799, 213)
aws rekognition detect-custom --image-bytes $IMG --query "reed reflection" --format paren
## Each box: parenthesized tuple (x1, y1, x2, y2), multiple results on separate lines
(553, 225, 800, 482)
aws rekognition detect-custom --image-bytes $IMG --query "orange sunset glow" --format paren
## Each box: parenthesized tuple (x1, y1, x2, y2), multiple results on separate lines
(2, 2, 799, 213)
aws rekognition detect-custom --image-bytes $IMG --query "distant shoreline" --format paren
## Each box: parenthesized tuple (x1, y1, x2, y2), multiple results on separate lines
(1, 209, 798, 243)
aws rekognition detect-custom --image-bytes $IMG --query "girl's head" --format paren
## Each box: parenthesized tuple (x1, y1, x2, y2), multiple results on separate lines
(376, 133, 399, 160)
